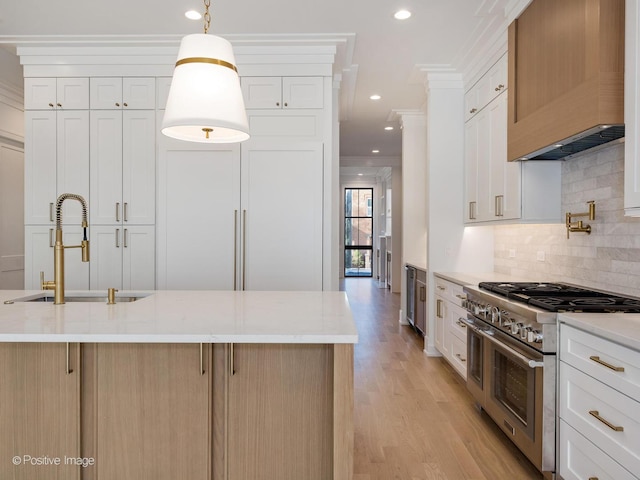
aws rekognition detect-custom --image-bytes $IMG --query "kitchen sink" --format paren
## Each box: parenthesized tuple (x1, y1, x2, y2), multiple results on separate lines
(5, 293, 147, 304)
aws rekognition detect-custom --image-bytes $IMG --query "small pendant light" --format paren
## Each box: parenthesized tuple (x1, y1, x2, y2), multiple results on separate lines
(162, 0, 250, 143)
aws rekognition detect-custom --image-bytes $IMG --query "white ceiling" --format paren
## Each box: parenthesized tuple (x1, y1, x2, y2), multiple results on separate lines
(0, 0, 517, 159)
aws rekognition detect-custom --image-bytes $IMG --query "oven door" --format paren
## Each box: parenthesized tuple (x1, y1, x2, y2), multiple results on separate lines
(482, 328, 544, 470)
(464, 316, 486, 405)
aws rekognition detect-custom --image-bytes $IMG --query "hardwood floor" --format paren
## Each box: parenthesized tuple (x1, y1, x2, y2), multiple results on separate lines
(342, 278, 543, 480)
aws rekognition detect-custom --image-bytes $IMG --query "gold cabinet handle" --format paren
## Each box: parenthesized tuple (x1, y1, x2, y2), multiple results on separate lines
(242, 210, 247, 291)
(66, 343, 73, 375)
(233, 210, 238, 291)
(419, 286, 426, 302)
(455, 294, 467, 300)
(115, 102, 120, 107)
(276, 102, 280, 107)
(49, 228, 54, 248)
(123, 202, 128, 222)
(589, 410, 623, 432)
(116, 202, 120, 222)
(284, 102, 288, 107)
(456, 319, 467, 328)
(229, 343, 235, 376)
(200, 343, 205, 375)
(115, 228, 120, 248)
(469, 201, 477, 220)
(57, 103, 62, 108)
(495, 195, 504, 217)
(455, 353, 466, 362)
(494, 84, 505, 91)
(49, 202, 54, 222)
(436, 299, 443, 318)
(436, 285, 445, 291)
(589, 355, 624, 372)
(123, 228, 128, 248)
(469, 108, 477, 114)
(123, 102, 128, 107)
(589, 477, 599, 480)
(49, 102, 54, 108)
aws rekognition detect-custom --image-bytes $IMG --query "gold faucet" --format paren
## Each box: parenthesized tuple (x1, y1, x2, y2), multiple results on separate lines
(41, 193, 90, 305)
(566, 201, 596, 239)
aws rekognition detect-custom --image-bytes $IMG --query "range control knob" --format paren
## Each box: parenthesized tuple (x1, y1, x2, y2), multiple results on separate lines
(527, 330, 544, 343)
(490, 306, 500, 324)
(511, 322, 523, 335)
(520, 326, 531, 340)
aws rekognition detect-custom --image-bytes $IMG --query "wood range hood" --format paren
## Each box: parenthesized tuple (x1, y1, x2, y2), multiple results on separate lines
(507, 0, 625, 161)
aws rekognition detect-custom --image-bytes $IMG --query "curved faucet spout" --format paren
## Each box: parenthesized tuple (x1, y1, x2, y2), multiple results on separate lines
(56, 193, 88, 229)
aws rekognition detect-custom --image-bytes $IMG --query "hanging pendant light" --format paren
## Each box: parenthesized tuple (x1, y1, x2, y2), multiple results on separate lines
(162, 0, 249, 143)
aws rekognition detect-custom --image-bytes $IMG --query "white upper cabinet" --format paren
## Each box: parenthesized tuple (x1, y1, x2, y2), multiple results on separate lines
(625, 0, 640, 216)
(241, 77, 323, 109)
(90, 78, 156, 110)
(464, 55, 507, 122)
(24, 78, 89, 110)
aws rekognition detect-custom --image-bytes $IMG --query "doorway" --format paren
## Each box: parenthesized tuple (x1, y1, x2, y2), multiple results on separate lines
(344, 188, 373, 277)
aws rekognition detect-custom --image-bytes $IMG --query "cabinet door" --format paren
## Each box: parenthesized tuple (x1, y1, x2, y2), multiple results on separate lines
(225, 344, 333, 480)
(464, 118, 479, 222)
(434, 295, 449, 357)
(24, 78, 57, 110)
(90, 226, 123, 290)
(94, 344, 211, 480)
(157, 134, 240, 289)
(25, 111, 57, 224)
(122, 226, 155, 290)
(282, 77, 323, 108)
(489, 94, 521, 220)
(90, 110, 123, 224)
(240, 142, 323, 291)
(475, 107, 492, 221)
(90, 77, 123, 109)
(25, 225, 89, 290)
(241, 77, 282, 109)
(123, 110, 155, 225)
(56, 78, 89, 110)
(56, 110, 90, 225)
(0, 343, 81, 480)
(122, 77, 156, 109)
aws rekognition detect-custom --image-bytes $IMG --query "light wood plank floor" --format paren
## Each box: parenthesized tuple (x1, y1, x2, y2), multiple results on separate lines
(342, 278, 543, 480)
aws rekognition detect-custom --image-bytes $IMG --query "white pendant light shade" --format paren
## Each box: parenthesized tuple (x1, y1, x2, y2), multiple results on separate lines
(162, 33, 250, 143)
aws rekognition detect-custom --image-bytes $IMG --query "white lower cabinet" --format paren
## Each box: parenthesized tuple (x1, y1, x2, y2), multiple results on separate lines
(559, 323, 640, 480)
(90, 226, 155, 290)
(24, 225, 89, 290)
(434, 276, 468, 379)
(157, 135, 323, 291)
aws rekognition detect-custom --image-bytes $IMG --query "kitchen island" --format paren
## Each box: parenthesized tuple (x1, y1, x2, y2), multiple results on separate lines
(0, 290, 357, 480)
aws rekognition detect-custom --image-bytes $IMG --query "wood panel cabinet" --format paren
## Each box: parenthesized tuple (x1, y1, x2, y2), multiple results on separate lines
(241, 77, 323, 109)
(157, 137, 323, 291)
(0, 342, 81, 480)
(507, 0, 624, 161)
(87, 343, 211, 480)
(89, 225, 155, 290)
(213, 343, 353, 480)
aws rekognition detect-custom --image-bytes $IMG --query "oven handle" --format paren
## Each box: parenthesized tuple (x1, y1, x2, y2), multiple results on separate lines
(462, 316, 544, 369)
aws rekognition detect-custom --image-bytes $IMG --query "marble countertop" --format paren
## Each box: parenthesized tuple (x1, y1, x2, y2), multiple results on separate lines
(433, 271, 546, 286)
(559, 312, 640, 351)
(0, 290, 358, 344)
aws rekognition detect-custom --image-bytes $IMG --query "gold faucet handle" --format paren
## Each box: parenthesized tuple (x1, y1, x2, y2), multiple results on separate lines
(40, 271, 55, 291)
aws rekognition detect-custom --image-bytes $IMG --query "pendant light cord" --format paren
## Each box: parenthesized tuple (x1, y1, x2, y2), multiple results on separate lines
(203, 0, 211, 33)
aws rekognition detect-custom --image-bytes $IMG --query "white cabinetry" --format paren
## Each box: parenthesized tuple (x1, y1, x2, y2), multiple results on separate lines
(24, 77, 89, 110)
(89, 225, 155, 290)
(89, 109, 155, 225)
(464, 54, 561, 224)
(625, 0, 640, 216)
(89, 77, 155, 110)
(24, 226, 89, 289)
(559, 323, 640, 480)
(157, 136, 324, 291)
(241, 77, 323, 109)
(434, 276, 468, 379)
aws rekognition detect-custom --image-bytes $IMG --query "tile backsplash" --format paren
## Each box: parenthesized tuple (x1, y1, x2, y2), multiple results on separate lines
(494, 142, 640, 296)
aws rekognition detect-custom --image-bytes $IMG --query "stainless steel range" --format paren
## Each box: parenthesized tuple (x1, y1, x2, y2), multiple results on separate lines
(461, 282, 640, 479)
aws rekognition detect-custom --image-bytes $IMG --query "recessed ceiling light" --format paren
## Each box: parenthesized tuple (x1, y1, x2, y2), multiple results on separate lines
(384, 126, 394, 131)
(394, 10, 412, 20)
(369, 94, 381, 100)
(185, 10, 202, 20)
(372, 150, 380, 154)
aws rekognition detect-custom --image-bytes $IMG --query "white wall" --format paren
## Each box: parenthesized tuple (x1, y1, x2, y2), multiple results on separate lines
(494, 143, 640, 296)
